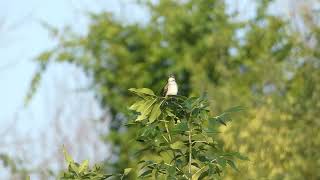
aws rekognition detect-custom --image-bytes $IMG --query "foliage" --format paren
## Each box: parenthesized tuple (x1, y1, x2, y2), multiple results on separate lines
(128, 88, 246, 179)
(60, 147, 131, 179)
(29, 0, 320, 179)
(61, 88, 246, 179)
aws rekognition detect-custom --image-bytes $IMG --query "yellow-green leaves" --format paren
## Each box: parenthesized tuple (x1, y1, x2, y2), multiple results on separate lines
(170, 141, 185, 149)
(123, 168, 132, 176)
(149, 101, 163, 123)
(130, 93, 245, 179)
(192, 166, 207, 180)
(61, 147, 116, 179)
(129, 88, 163, 123)
(129, 99, 145, 111)
(63, 146, 74, 165)
(79, 160, 89, 173)
(61, 89, 247, 179)
(136, 98, 157, 121)
(129, 88, 156, 97)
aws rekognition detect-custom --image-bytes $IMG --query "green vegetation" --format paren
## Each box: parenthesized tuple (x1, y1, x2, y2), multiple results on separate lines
(29, 0, 320, 179)
(60, 147, 132, 179)
(128, 88, 246, 179)
(61, 88, 246, 179)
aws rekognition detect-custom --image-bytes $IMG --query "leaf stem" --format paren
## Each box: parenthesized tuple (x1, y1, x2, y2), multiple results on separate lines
(165, 120, 177, 169)
(188, 122, 192, 177)
(164, 122, 172, 142)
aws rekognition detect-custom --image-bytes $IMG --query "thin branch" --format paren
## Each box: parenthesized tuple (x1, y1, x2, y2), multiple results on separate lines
(188, 123, 192, 178)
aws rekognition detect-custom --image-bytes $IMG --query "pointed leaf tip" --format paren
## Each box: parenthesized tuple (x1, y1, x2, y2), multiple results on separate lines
(124, 168, 132, 176)
(79, 160, 89, 173)
(62, 146, 74, 165)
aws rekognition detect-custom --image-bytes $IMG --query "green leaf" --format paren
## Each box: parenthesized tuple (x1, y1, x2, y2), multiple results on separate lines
(183, 97, 198, 111)
(167, 165, 176, 176)
(192, 166, 207, 180)
(207, 164, 214, 176)
(191, 162, 201, 168)
(229, 152, 249, 161)
(217, 158, 227, 168)
(214, 116, 227, 126)
(79, 160, 89, 173)
(165, 109, 176, 118)
(136, 114, 146, 121)
(124, 168, 132, 175)
(62, 146, 74, 165)
(129, 99, 145, 111)
(149, 101, 162, 123)
(139, 169, 153, 177)
(136, 99, 152, 113)
(129, 88, 156, 96)
(172, 121, 188, 133)
(170, 141, 185, 149)
(136, 98, 157, 121)
(226, 160, 239, 171)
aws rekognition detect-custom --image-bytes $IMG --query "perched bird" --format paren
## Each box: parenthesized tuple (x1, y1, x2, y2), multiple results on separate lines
(163, 75, 178, 96)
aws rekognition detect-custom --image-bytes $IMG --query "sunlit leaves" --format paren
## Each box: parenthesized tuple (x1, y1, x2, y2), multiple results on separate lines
(60, 87, 246, 179)
(60, 148, 124, 179)
(135, 98, 157, 121)
(129, 88, 246, 179)
(123, 168, 132, 176)
(129, 99, 145, 111)
(149, 101, 163, 123)
(79, 160, 89, 173)
(129, 88, 163, 122)
(128, 88, 156, 97)
(192, 166, 207, 180)
(170, 141, 186, 150)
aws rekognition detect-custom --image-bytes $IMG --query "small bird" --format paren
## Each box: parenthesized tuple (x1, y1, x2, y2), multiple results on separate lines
(163, 75, 178, 96)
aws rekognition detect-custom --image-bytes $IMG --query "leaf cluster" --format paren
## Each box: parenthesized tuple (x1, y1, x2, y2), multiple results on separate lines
(128, 88, 246, 179)
(60, 148, 131, 180)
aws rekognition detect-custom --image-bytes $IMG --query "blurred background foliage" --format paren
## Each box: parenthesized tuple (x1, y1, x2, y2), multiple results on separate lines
(28, 0, 320, 179)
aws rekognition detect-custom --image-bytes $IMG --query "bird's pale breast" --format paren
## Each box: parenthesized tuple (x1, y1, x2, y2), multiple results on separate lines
(166, 82, 178, 96)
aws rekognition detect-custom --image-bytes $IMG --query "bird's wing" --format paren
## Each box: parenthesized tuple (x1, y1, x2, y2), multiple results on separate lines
(162, 82, 168, 96)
